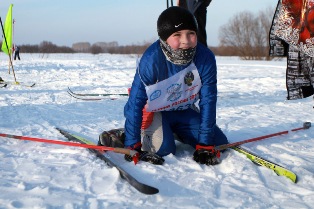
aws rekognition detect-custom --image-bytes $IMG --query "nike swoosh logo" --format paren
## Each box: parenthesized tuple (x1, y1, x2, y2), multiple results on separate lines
(175, 23, 183, 28)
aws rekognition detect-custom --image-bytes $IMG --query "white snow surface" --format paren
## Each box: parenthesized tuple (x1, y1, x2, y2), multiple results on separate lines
(0, 53, 313, 209)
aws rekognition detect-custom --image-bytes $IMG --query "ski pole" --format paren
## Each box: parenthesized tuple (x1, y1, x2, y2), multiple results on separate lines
(0, 133, 137, 156)
(216, 122, 311, 151)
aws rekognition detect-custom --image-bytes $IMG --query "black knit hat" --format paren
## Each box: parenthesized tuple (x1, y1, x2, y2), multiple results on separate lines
(157, 6, 198, 41)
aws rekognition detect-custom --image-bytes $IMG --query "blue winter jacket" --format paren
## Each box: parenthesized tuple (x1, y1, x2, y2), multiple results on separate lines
(124, 40, 217, 147)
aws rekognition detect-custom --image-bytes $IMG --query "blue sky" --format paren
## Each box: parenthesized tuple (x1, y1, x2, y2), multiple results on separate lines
(0, 0, 277, 47)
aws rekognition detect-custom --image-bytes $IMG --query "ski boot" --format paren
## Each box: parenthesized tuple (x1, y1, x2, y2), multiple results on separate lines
(98, 128, 125, 148)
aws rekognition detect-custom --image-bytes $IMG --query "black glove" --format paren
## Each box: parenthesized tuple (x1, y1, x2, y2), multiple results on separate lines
(193, 144, 220, 165)
(124, 143, 164, 165)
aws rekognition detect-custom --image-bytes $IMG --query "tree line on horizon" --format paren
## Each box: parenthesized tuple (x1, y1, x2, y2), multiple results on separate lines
(1, 8, 275, 60)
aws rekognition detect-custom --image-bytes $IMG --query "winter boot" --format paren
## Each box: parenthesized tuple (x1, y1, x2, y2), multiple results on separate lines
(0, 77, 4, 82)
(98, 128, 125, 148)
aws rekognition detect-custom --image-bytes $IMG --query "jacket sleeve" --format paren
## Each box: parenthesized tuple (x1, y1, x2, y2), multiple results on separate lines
(197, 51, 217, 145)
(124, 68, 148, 148)
(124, 41, 163, 148)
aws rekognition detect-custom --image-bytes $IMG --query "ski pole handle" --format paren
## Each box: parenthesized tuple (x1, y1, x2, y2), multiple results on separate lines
(291, 122, 311, 131)
(216, 122, 311, 151)
(113, 147, 137, 156)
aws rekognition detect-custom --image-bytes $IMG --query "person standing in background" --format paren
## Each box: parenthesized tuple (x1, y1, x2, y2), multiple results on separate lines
(13, 45, 21, 60)
(177, 0, 212, 47)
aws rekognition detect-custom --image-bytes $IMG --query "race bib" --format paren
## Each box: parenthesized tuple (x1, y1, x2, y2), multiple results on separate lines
(145, 63, 201, 112)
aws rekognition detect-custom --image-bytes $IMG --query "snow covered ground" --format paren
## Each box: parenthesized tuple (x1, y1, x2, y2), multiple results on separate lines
(0, 53, 313, 209)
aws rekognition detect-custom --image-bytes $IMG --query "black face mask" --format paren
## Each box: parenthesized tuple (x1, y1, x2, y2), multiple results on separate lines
(160, 39, 196, 65)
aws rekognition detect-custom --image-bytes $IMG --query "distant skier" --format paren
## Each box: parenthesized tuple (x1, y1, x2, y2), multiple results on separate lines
(13, 45, 21, 60)
(98, 6, 228, 166)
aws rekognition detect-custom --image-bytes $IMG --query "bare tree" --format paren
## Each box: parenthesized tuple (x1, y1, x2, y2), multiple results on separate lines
(39, 41, 58, 53)
(219, 7, 275, 60)
(258, 7, 276, 60)
(89, 44, 103, 54)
